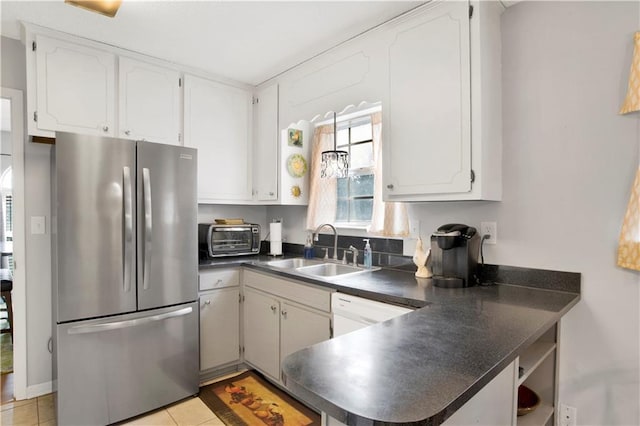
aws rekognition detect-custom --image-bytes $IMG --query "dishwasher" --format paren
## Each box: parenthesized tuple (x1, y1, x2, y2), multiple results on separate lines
(331, 292, 414, 337)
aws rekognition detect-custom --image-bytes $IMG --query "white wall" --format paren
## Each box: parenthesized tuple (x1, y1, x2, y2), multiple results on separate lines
(1, 35, 53, 390)
(198, 204, 268, 238)
(500, 3, 638, 423)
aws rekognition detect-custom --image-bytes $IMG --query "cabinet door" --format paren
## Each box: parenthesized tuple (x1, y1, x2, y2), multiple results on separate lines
(35, 34, 116, 136)
(243, 288, 280, 380)
(199, 287, 240, 371)
(118, 57, 180, 145)
(280, 302, 331, 364)
(253, 83, 279, 201)
(384, 1, 471, 198)
(184, 74, 253, 202)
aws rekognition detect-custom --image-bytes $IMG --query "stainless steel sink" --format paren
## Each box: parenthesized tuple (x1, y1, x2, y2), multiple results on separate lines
(265, 258, 323, 269)
(295, 262, 380, 279)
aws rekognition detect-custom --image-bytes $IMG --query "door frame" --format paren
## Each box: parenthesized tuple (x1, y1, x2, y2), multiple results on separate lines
(1, 87, 27, 400)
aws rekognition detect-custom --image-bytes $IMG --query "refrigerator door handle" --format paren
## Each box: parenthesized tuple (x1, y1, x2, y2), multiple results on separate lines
(67, 306, 193, 335)
(123, 166, 134, 293)
(142, 167, 153, 290)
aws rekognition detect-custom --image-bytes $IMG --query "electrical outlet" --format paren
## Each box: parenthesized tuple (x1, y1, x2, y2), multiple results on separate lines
(31, 216, 46, 235)
(480, 221, 497, 245)
(560, 404, 577, 426)
(410, 219, 420, 237)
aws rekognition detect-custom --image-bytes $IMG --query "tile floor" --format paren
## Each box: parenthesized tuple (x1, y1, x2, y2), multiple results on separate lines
(0, 374, 238, 426)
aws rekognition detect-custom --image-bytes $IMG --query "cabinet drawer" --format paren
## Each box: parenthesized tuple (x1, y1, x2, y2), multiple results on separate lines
(244, 270, 331, 312)
(199, 268, 240, 291)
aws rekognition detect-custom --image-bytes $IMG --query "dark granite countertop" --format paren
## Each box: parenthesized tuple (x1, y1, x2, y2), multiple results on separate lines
(199, 256, 580, 425)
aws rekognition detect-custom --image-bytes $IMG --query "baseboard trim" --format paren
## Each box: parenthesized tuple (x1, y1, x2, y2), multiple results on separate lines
(26, 381, 52, 399)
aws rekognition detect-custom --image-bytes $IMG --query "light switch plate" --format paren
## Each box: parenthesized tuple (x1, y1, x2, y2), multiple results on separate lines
(31, 216, 46, 235)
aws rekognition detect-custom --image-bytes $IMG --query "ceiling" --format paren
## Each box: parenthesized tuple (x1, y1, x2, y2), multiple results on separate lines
(1, 1, 427, 86)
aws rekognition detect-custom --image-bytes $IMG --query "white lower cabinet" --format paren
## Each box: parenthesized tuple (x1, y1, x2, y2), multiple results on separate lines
(199, 268, 241, 372)
(243, 270, 332, 383)
(280, 302, 331, 363)
(243, 287, 281, 379)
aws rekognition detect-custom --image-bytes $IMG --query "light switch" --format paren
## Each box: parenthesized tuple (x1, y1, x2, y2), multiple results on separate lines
(31, 216, 46, 235)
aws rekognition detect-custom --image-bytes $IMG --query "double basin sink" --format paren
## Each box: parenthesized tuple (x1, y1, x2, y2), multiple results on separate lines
(265, 257, 380, 280)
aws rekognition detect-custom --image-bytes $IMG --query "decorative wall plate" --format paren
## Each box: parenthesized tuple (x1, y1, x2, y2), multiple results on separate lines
(288, 128, 303, 147)
(290, 185, 302, 198)
(287, 154, 308, 177)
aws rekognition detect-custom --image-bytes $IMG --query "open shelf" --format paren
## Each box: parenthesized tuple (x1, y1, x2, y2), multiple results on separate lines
(517, 402, 554, 426)
(518, 341, 556, 386)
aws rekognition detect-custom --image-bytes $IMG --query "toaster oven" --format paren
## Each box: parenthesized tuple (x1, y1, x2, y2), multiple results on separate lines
(198, 223, 261, 258)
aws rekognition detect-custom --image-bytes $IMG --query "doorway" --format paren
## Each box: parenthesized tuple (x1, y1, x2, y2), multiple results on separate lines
(0, 87, 26, 402)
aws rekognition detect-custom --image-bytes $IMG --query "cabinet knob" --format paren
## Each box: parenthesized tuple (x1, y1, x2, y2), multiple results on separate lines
(386, 184, 394, 190)
(124, 130, 131, 136)
(269, 192, 274, 196)
(102, 125, 109, 132)
(204, 300, 211, 306)
(216, 279, 223, 286)
(281, 310, 287, 318)
(270, 305, 277, 313)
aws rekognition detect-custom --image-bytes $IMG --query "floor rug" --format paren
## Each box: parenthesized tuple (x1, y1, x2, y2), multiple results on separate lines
(199, 371, 320, 426)
(0, 333, 12, 374)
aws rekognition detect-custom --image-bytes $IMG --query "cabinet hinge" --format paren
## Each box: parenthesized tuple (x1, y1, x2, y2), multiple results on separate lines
(470, 169, 476, 183)
(178, 133, 182, 142)
(179, 78, 182, 87)
(32, 41, 37, 51)
(469, 4, 474, 19)
(33, 111, 38, 122)
(252, 96, 259, 105)
(241, 346, 245, 355)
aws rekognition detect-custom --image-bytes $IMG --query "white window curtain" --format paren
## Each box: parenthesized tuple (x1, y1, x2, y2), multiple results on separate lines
(306, 124, 337, 229)
(306, 111, 409, 237)
(367, 112, 409, 237)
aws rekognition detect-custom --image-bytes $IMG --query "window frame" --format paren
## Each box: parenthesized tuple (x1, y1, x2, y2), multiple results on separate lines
(335, 116, 375, 228)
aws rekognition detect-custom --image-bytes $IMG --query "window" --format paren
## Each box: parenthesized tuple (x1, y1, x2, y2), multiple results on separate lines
(335, 117, 375, 226)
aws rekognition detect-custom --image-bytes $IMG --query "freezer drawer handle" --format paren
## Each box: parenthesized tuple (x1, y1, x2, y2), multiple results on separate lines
(67, 307, 193, 335)
(142, 167, 153, 290)
(123, 166, 133, 293)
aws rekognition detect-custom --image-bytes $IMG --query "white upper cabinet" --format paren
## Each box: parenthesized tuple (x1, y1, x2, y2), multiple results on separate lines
(385, 0, 471, 197)
(383, 0, 503, 201)
(252, 83, 279, 202)
(183, 74, 253, 203)
(118, 57, 180, 145)
(33, 34, 116, 137)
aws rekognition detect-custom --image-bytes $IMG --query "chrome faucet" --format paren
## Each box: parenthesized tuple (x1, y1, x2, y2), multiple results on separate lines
(313, 223, 339, 261)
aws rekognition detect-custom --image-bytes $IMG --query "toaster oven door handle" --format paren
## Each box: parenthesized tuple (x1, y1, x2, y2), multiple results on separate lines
(123, 166, 133, 293)
(213, 227, 252, 232)
(142, 167, 153, 290)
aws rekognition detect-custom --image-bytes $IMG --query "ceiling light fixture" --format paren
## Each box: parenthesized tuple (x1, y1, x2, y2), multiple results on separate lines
(65, 0, 122, 18)
(320, 112, 349, 179)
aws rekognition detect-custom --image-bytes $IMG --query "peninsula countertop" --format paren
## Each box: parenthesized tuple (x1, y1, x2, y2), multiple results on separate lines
(199, 256, 580, 425)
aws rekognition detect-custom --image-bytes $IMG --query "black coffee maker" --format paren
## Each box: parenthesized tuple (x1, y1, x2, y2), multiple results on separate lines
(430, 224, 481, 288)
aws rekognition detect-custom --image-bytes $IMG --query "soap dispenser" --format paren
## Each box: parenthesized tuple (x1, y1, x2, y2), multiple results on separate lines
(363, 239, 372, 268)
(304, 232, 314, 259)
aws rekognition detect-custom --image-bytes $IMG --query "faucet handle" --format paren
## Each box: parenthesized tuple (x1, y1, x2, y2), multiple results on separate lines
(342, 249, 350, 264)
(348, 245, 359, 267)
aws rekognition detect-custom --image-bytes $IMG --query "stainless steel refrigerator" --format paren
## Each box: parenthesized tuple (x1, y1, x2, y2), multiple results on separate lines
(51, 132, 199, 425)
